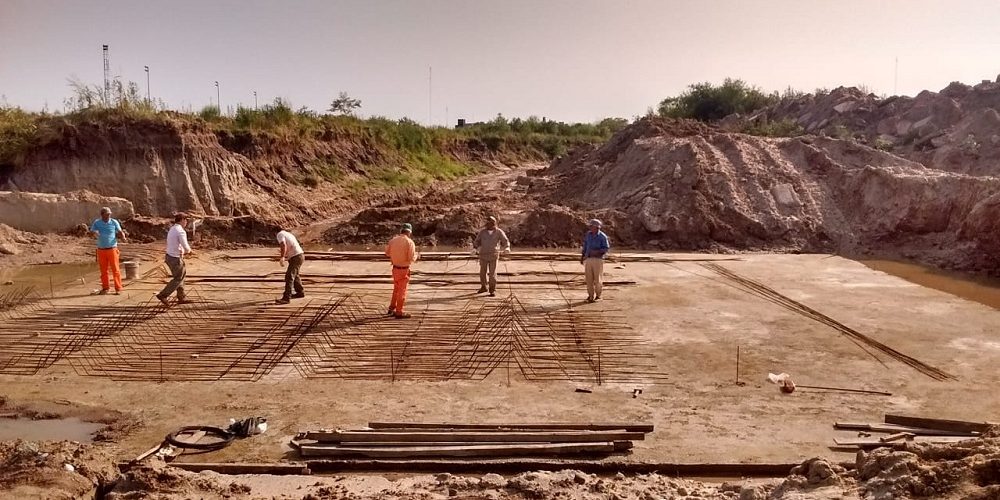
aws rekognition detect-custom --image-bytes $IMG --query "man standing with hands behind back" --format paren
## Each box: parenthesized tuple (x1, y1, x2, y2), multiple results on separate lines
(580, 219, 610, 303)
(472, 216, 511, 297)
(385, 223, 418, 319)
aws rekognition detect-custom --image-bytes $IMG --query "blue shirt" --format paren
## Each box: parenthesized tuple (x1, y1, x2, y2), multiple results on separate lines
(582, 230, 610, 259)
(90, 218, 122, 249)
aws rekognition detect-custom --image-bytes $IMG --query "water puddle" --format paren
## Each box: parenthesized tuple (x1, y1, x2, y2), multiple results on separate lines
(0, 262, 94, 291)
(0, 417, 104, 442)
(861, 260, 1000, 310)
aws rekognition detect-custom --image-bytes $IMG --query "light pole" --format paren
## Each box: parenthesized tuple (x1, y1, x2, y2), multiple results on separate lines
(214, 81, 220, 113)
(253, 90, 258, 111)
(144, 66, 150, 103)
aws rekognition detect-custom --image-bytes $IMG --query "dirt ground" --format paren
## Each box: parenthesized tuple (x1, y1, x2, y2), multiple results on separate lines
(2, 248, 998, 469)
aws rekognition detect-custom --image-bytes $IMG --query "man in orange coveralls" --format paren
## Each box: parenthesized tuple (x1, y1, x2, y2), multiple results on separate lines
(385, 223, 418, 319)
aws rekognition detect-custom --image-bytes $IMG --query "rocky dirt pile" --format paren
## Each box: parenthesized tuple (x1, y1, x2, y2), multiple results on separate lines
(852, 430, 1000, 500)
(531, 117, 1000, 275)
(0, 439, 118, 499)
(732, 77, 1000, 176)
(0, 223, 42, 256)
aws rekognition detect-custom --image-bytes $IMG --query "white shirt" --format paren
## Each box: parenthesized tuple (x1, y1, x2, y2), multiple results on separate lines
(277, 230, 304, 259)
(166, 224, 192, 258)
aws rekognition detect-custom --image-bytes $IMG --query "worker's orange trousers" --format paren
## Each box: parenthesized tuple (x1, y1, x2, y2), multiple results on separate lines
(97, 247, 123, 292)
(389, 267, 410, 314)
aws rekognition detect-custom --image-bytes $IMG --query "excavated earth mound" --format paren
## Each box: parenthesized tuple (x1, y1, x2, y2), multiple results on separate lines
(331, 117, 1000, 276)
(734, 77, 1000, 176)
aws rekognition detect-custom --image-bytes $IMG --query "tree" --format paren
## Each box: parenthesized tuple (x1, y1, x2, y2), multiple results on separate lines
(328, 92, 361, 115)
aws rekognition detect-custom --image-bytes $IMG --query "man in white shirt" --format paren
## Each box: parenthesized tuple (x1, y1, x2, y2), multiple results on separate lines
(156, 213, 194, 306)
(275, 228, 305, 304)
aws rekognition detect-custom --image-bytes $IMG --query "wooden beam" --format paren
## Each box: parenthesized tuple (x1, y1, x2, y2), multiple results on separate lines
(366, 422, 654, 433)
(833, 422, 977, 437)
(833, 436, 973, 448)
(304, 459, 819, 476)
(304, 430, 645, 443)
(884, 414, 992, 434)
(298, 441, 630, 458)
(168, 462, 311, 475)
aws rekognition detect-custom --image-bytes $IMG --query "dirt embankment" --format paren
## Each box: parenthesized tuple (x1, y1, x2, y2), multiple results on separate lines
(0, 115, 548, 247)
(730, 77, 1000, 176)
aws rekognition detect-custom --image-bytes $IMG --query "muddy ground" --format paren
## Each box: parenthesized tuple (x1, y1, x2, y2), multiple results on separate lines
(1, 247, 999, 498)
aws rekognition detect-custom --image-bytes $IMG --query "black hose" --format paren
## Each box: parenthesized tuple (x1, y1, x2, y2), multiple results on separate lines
(165, 426, 234, 451)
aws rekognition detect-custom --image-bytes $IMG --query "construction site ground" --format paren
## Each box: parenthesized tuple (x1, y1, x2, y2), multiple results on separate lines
(2, 250, 998, 469)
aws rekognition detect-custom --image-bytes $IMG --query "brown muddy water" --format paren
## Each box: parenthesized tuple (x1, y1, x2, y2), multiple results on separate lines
(861, 260, 1000, 310)
(0, 417, 103, 442)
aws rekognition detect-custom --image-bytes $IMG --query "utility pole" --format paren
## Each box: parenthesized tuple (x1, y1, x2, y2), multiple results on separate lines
(428, 66, 433, 126)
(102, 45, 110, 105)
(214, 81, 220, 113)
(253, 90, 258, 110)
(144, 66, 150, 103)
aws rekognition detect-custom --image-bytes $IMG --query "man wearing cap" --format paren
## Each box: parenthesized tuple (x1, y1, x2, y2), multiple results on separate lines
(156, 213, 194, 306)
(274, 227, 306, 304)
(580, 219, 611, 303)
(472, 216, 511, 297)
(90, 207, 128, 295)
(385, 223, 418, 319)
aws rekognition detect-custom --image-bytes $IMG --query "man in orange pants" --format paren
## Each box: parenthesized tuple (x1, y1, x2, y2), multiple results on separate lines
(89, 207, 128, 295)
(385, 223, 418, 319)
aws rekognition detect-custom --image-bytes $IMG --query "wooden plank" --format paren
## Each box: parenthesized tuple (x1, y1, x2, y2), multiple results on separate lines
(884, 414, 992, 434)
(305, 430, 645, 443)
(304, 459, 812, 476)
(366, 422, 654, 433)
(131, 441, 166, 463)
(168, 462, 311, 475)
(833, 436, 973, 447)
(833, 422, 977, 437)
(298, 441, 628, 458)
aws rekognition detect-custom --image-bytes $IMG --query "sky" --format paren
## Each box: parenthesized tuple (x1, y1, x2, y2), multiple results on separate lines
(2, 0, 999, 124)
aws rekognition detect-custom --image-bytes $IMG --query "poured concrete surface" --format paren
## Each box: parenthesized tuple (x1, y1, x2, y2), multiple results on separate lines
(0, 251, 997, 464)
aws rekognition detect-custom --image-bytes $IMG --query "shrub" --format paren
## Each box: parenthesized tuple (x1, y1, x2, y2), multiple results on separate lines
(658, 78, 777, 121)
(741, 118, 804, 138)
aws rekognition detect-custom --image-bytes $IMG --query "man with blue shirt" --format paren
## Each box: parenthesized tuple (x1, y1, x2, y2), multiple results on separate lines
(580, 218, 610, 303)
(89, 207, 127, 295)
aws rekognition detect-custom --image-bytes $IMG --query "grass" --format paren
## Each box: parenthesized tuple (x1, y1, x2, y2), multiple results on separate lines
(3, 78, 626, 194)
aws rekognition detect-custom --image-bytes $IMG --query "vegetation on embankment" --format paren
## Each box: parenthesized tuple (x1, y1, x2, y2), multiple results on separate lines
(0, 80, 627, 191)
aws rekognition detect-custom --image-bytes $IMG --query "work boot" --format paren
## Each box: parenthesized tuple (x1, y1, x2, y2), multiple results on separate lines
(99, 289, 109, 295)
(291, 292, 305, 299)
(488, 291, 496, 297)
(387, 308, 396, 317)
(275, 297, 290, 305)
(594, 295, 601, 301)
(477, 287, 487, 294)
(156, 296, 171, 307)
(586, 296, 595, 303)
(394, 312, 412, 319)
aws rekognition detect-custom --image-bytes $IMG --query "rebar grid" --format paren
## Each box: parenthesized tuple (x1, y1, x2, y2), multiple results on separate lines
(291, 293, 666, 383)
(70, 294, 343, 382)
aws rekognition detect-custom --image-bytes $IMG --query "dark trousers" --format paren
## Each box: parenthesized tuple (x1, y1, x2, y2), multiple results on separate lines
(283, 254, 305, 299)
(479, 255, 499, 292)
(157, 255, 186, 300)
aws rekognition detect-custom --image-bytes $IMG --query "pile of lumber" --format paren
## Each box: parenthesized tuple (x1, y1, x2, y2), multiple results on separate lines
(291, 422, 653, 459)
(831, 414, 994, 450)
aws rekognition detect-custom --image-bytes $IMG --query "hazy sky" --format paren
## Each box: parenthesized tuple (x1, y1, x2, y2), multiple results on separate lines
(2, 0, 999, 123)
